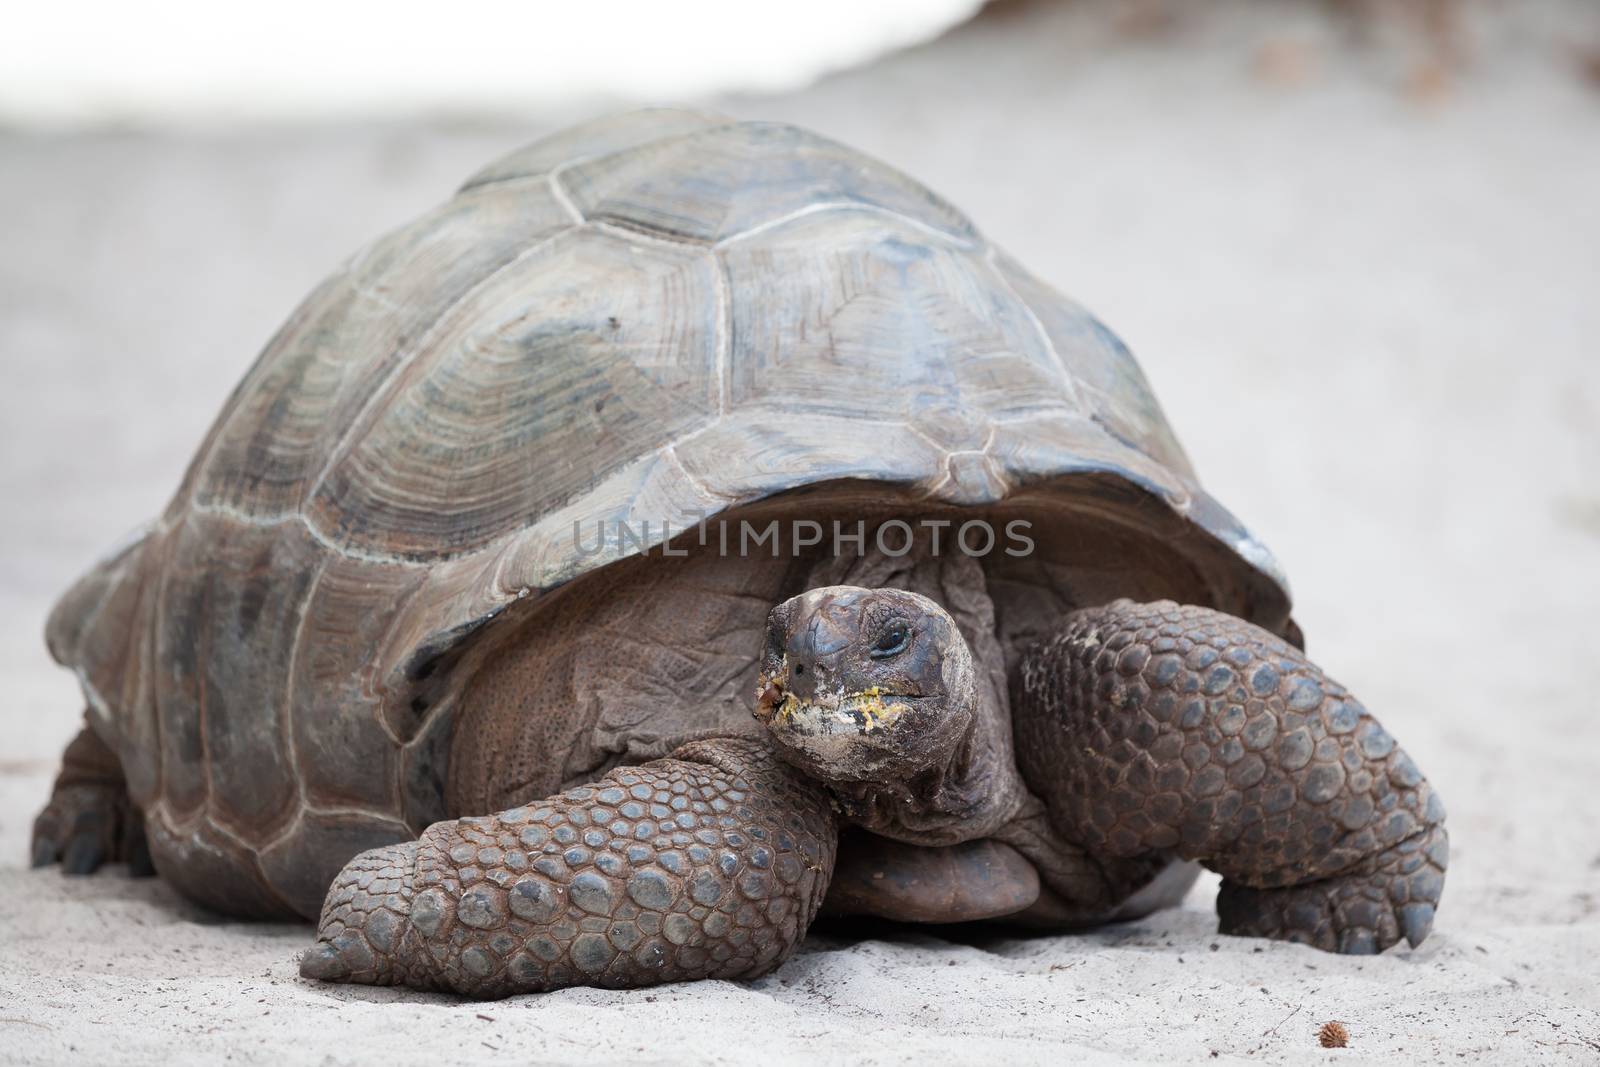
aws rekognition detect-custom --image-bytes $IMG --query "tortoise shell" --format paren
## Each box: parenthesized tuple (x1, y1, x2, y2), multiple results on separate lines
(45, 109, 1294, 918)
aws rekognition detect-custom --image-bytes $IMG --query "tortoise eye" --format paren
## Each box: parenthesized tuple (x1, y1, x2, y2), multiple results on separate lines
(870, 624, 910, 659)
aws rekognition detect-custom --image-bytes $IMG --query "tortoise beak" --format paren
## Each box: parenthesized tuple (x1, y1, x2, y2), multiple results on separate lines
(761, 588, 869, 699)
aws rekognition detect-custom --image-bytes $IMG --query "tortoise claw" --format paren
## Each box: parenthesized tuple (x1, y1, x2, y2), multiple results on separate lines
(60, 830, 107, 875)
(299, 941, 355, 983)
(32, 784, 124, 875)
(1217, 824, 1448, 954)
(1401, 902, 1436, 948)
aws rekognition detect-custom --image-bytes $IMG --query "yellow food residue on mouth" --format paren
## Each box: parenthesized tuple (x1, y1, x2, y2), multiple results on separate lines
(755, 672, 908, 734)
(840, 686, 909, 733)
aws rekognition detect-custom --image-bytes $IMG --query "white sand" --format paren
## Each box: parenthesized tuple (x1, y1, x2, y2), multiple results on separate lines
(2, 2, 1598, 1062)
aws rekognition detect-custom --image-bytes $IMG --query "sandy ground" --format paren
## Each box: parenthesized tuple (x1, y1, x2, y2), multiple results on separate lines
(3, 1, 1599, 1063)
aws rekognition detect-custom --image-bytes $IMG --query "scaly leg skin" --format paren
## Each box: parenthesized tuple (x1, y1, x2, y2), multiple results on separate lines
(31, 720, 153, 876)
(301, 739, 837, 996)
(1013, 600, 1447, 954)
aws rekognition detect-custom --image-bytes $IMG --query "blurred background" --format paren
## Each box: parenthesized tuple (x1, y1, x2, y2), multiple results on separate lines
(2, 0, 1598, 1061)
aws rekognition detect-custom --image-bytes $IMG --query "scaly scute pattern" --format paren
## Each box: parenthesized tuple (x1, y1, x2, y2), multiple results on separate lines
(303, 739, 836, 995)
(1013, 599, 1446, 953)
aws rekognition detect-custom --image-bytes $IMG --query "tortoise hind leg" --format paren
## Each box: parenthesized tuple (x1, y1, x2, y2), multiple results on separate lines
(301, 738, 837, 996)
(1012, 600, 1447, 953)
(31, 717, 153, 876)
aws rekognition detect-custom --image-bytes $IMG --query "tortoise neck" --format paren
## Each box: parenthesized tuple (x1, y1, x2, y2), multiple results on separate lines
(824, 690, 1020, 844)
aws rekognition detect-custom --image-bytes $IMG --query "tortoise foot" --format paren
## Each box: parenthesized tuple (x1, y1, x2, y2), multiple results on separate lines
(31, 723, 151, 876)
(32, 782, 151, 876)
(1218, 823, 1448, 953)
(1012, 600, 1448, 953)
(300, 840, 422, 986)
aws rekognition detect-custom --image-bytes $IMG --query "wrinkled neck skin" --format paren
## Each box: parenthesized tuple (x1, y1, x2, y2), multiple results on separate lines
(824, 689, 1019, 845)
(799, 542, 1025, 846)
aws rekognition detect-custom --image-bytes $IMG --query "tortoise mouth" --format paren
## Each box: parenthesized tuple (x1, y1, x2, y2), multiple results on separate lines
(754, 671, 925, 737)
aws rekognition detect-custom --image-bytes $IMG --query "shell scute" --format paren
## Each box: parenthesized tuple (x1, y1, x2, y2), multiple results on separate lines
(157, 513, 315, 842)
(257, 809, 413, 919)
(187, 181, 573, 521)
(145, 810, 297, 918)
(304, 226, 722, 560)
(993, 252, 1192, 478)
(289, 554, 426, 810)
(203, 525, 319, 843)
(45, 530, 165, 801)
(720, 209, 1069, 433)
(560, 121, 978, 245)
(151, 516, 216, 821)
(462, 107, 730, 192)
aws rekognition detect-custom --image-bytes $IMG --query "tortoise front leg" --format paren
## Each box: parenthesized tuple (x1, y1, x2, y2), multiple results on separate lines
(300, 739, 836, 996)
(1013, 600, 1447, 954)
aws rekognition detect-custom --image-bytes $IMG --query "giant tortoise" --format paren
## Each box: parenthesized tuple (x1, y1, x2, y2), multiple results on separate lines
(32, 109, 1447, 997)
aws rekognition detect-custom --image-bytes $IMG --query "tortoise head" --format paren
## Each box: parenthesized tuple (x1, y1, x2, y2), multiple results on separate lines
(754, 586, 978, 788)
